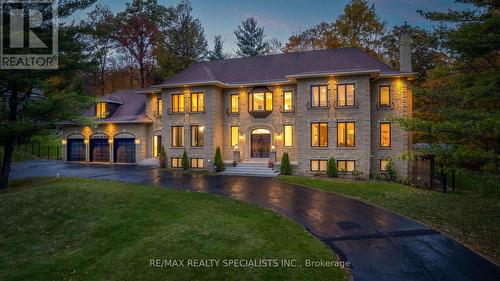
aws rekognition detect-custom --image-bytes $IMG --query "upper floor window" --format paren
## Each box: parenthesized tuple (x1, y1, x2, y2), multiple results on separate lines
(230, 94, 239, 113)
(311, 122, 328, 147)
(96, 102, 107, 118)
(380, 123, 391, 147)
(171, 126, 184, 147)
(283, 91, 293, 111)
(311, 85, 328, 107)
(337, 84, 355, 107)
(249, 91, 272, 112)
(337, 122, 355, 147)
(191, 93, 204, 112)
(157, 98, 163, 117)
(172, 94, 185, 113)
(231, 126, 239, 147)
(379, 86, 391, 107)
(284, 125, 293, 147)
(190, 125, 204, 147)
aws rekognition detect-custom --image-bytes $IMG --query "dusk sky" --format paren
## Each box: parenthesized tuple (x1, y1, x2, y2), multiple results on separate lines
(70, 0, 471, 53)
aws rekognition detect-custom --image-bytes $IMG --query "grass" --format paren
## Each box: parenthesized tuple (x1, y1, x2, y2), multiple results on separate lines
(0, 178, 348, 281)
(278, 175, 500, 265)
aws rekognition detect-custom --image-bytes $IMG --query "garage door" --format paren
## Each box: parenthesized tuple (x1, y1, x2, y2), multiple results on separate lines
(114, 138, 136, 163)
(90, 138, 109, 162)
(67, 139, 85, 161)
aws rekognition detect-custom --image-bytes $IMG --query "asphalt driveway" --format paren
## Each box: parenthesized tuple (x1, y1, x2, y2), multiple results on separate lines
(10, 160, 500, 281)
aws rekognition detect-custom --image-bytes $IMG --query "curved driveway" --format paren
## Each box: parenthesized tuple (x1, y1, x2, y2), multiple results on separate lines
(10, 161, 500, 281)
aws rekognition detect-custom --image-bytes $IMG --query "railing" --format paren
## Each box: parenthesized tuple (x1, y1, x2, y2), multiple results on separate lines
(0, 142, 63, 161)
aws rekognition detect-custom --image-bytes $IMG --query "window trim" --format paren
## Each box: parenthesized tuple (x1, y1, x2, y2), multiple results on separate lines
(190, 158, 204, 169)
(310, 122, 328, 147)
(380, 159, 390, 172)
(230, 126, 239, 147)
(336, 83, 356, 107)
(337, 122, 356, 147)
(283, 124, 293, 147)
(380, 122, 391, 147)
(190, 125, 204, 147)
(157, 97, 163, 117)
(310, 159, 328, 172)
(171, 126, 184, 147)
(379, 85, 391, 108)
(171, 94, 185, 113)
(95, 102, 107, 119)
(190, 92, 204, 112)
(282, 90, 293, 111)
(171, 157, 182, 168)
(248, 91, 273, 112)
(310, 85, 329, 108)
(337, 160, 356, 173)
(230, 94, 239, 113)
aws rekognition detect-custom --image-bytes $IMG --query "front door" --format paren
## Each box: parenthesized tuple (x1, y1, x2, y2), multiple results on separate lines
(251, 134, 270, 158)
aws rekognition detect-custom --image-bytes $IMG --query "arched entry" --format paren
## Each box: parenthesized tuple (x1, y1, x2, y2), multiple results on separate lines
(251, 129, 271, 158)
(90, 133, 109, 162)
(67, 133, 85, 161)
(114, 132, 136, 163)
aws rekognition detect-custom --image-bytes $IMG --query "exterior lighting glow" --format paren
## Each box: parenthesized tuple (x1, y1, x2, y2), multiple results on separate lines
(84, 139, 89, 144)
(135, 138, 141, 144)
(109, 138, 113, 144)
(234, 145, 238, 151)
(271, 145, 275, 151)
(61, 139, 67, 145)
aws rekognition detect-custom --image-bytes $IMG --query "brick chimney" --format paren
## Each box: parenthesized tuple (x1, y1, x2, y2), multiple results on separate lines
(399, 22, 412, 72)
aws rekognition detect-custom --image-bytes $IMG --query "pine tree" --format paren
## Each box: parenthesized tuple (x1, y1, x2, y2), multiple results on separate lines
(207, 35, 226, 60)
(159, 145, 167, 168)
(214, 146, 225, 172)
(327, 157, 338, 177)
(280, 152, 292, 175)
(181, 149, 189, 170)
(234, 17, 268, 57)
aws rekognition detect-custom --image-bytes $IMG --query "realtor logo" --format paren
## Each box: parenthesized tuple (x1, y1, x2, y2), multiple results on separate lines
(0, 0, 58, 69)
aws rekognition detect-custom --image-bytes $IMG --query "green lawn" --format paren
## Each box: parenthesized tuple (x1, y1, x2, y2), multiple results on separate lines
(278, 175, 500, 265)
(0, 178, 348, 281)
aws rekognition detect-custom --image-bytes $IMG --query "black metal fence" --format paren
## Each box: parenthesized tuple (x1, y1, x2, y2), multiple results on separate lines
(19, 142, 62, 160)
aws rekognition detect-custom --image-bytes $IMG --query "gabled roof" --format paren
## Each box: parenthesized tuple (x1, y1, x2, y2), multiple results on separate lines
(160, 48, 413, 88)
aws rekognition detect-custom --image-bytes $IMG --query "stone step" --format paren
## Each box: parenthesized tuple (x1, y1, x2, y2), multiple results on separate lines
(220, 171, 279, 177)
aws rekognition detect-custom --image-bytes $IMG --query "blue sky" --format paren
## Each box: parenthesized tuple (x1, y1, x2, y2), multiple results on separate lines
(70, 0, 471, 53)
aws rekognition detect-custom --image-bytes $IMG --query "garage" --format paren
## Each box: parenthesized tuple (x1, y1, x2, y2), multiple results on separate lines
(67, 138, 85, 161)
(114, 138, 136, 163)
(90, 136, 109, 162)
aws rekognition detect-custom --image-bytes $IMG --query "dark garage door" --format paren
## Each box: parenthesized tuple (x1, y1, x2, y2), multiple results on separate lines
(90, 138, 109, 162)
(114, 138, 136, 163)
(67, 139, 85, 161)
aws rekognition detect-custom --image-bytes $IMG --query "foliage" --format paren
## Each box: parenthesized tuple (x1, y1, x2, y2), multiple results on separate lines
(181, 149, 189, 170)
(280, 152, 292, 175)
(385, 159, 397, 181)
(207, 35, 226, 60)
(234, 17, 268, 57)
(327, 157, 338, 177)
(283, 22, 341, 52)
(214, 146, 225, 172)
(159, 145, 167, 168)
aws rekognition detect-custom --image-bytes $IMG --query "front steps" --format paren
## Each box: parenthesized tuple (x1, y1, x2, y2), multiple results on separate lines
(138, 158, 160, 167)
(220, 160, 279, 177)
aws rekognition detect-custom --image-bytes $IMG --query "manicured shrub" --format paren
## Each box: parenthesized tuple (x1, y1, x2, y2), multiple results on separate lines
(181, 149, 189, 170)
(280, 152, 292, 175)
(327, 157, 338, 177)
(386, 159, 397, 181)
(214, 146, 225, 172)
(159, 145, 167, 168)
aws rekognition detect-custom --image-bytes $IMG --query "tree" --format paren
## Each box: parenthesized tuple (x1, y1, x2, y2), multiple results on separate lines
(234, 17, 268, 57)
(159, 145, 167, 168)
(182, 149, 189, 170)
(207, 35, 226, 60)
(265, 38, 283, 55)
(283, 23, 342, 53)
(385, 159, 397, 181)
(327, 157, 338, 177)
(214, 146, 225, 172)
(0, 0, 96, 189)
(280, 152, 292, 175)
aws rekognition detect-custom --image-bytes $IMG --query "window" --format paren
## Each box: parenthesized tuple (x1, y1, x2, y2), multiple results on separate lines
(190, 125, 204, 147)
(157, 98, 163, 117)
(284, 125, 293, 147)
(311, 122, 328, 147)
(172, 94, 185, 113)
(96, 102, 107, 118)
(379, 86, 390, 107)
(337, 122, 355, 147)
(310, 160, 327, 172)
(171, 126, 184, 147)
(191, 93, 204, 112)
(190, 158, 204, 168)
(249, 92, 272, 111)
(380, 123, 391, 147)
(337, 84, 355, 107)
(171, 157, 182, 168)
(153, 135, 162, 157)
(231, 126, 239, 147)
(230, 94, 239, 113)
(311, 85, 328, 107)
(283, 91, 293, 111)
(380, 159, 390, 172)
(337, 160, 355, 172)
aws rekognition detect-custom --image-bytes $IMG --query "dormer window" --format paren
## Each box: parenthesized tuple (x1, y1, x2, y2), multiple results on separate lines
(96, 102, 107, 118)
(249, 89, 272, 118)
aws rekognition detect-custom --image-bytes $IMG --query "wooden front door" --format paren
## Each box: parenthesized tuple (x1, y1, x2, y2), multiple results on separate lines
(251, 134, 270, 158)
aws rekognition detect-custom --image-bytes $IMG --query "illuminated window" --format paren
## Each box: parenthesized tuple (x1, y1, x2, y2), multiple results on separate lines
(231, 126, 238, 147)
(337, 122, 355, 147)
(157, 98, 163, 117)
(380, 159, 390, 172)
(284, 125, 293, 147)
(311, 85, 328, 107)
(310, 160, 327, 172)
(337, 84, 355, 107)
(249, 92, 272, 111)
(190, 125, 204, 147)
(337, 160, 355, 172)
(171, 157, 182, 168)
(311, 122, 328, 147)
(153, 135, 162, 157)
(380, 123, 391, 147)
(171, 126, 184, 147)
(283, 91, 293, 111)
(172, 94, 185, 113)
(190, 158, 204, 168)
(379, 86, 390, 107)
(191, 93, 204, 112)
(230, 94, 239, 113)
(96, 102, 107, 118)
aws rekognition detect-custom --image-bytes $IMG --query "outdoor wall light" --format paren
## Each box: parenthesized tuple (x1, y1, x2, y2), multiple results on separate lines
(84, 139, 89, 144)
(135, 139, 141, 144)
(271, 145, 275, 151)
(61, 139, 67, 145)
(109, 138, 113, 144)
(234, 145, 239, 151)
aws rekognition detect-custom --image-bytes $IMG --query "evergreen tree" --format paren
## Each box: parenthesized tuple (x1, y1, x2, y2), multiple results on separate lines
(327, 157, 338, 177)
(159, 145, 167, 168)
(280, 152, 292, 175)
(181, 149, 189, 170)
(385, 159, 397, 181)
(214, 146, 225, 172)
(234, 17, 268, 57)
(207, 35, 226, 60)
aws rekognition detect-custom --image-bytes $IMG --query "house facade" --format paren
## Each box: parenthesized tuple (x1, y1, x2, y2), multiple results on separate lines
(61, 45, 414, 179)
